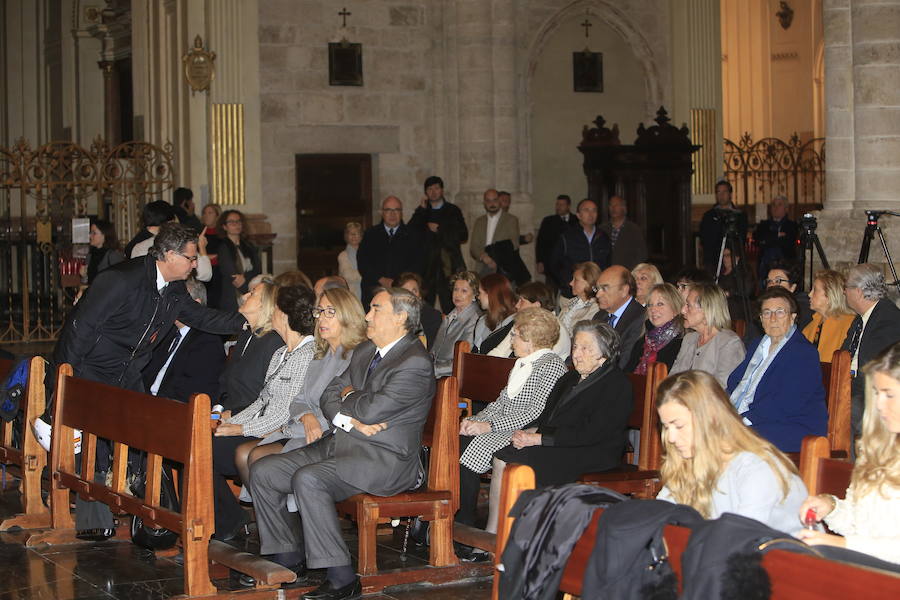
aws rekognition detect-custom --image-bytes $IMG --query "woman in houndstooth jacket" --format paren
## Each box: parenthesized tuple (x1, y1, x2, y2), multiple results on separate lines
(455, 307, 569, 529)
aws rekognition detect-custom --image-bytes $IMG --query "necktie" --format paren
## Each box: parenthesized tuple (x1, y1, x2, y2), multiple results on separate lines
(367, 351, 383, 378)
(388, 228, 395, 239)
(847, 316, 863, 360)
(167, 331, 182, 355)
(607, 313, 617, 328)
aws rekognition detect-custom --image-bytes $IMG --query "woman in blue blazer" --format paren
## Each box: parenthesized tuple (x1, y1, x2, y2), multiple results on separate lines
(727, 287, 827, 453)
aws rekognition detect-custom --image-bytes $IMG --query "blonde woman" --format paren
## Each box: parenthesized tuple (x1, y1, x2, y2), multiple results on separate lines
(656, 370, 808, 531)
(797, 342, 900, 563)
(632, 262, 663, 306)
(670, 283, 745, 388)
(558, 262, 601, 337)
(802, 269, 856, 363)
(338, 222, 363, 300)
(431, 271, 482, 377)
(625, 283, 684, 374)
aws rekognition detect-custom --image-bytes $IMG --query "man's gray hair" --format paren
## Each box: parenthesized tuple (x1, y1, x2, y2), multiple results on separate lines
(375, 287, 421, 334)
(847, 263, 887, 301)
(184, 276, 207, 306)
(572, 320, 620, 363)
(149, 222, 198, 260)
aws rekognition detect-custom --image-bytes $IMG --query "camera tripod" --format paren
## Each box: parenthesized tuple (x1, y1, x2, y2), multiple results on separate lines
(799, 214, 830, 292)
(858, 210, 900, 288)
(715, 226, 752, 327)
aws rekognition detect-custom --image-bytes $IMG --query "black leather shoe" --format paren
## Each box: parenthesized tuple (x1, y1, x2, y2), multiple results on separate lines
(75, 528, 115, 542)
(302, 577, 362, 600)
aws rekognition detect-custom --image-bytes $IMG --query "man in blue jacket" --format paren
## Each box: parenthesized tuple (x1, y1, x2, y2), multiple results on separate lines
(550, 198, 612, 298)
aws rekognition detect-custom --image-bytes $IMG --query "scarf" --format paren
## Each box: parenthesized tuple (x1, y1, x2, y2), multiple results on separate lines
(635, 319, 679, 375)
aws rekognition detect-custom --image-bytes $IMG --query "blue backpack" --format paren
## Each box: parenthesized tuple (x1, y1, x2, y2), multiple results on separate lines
(0, 359, 29, 422)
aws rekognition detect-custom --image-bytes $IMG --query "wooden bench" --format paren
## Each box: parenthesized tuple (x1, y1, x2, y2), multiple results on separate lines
(821, 349, 852, 458)
(799, 435, 853, 498)
(577, 362, 667, 498)
(493, 463, 900, 600)
(0, 356, 51, 531)
(26, 363, 296, 596)
(449, 342, 516, 553)
(336, 376, 460, 576)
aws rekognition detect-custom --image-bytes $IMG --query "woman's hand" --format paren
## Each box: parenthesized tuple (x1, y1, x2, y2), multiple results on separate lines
(352, 418, 387, 436)
(796, 529, 846, 548)
(232, 273, 246, 288)
(300, 413, 323, 443)
(511, 430, 541, 449)
(460, 420, 491, 436)
(220, 410, 232, 422)
(798, 494, 836, 522)
(198, 231, 208, 255)
(214, 423, 243, 437)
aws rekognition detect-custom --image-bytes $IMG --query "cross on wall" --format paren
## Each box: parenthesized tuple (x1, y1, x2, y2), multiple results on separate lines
(339, 7, 351, 28)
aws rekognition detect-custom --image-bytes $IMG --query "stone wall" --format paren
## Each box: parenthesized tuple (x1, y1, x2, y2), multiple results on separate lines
(257, 0, 672, 274)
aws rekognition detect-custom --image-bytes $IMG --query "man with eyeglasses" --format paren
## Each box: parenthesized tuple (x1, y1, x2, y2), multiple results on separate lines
(841, 263, 900, 439)
(53, 222, 250, 539)
(591, 265, 645, 369)
(358, 195, 424, 308)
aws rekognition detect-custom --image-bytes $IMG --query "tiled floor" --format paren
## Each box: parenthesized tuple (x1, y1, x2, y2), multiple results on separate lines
(0, 481, 493, 600)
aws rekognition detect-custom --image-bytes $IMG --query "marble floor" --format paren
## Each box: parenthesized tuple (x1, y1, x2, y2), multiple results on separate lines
(0, 480, 493, 600)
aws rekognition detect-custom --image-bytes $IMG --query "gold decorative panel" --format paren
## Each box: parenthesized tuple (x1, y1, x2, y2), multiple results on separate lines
(690, 108, 717, 195)
(211, 103, 245, 205)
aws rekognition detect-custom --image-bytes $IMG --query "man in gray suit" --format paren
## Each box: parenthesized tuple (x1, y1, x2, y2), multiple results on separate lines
(249, 287, 435, 600)
(598, 195, 647, 270)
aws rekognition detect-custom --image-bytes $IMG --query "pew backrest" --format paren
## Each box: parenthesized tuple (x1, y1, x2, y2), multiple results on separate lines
(821, 350, 852, 457)
(625, 361, 667, 471)
(799, 435, 853, 498)
(452, 340, 516, 411)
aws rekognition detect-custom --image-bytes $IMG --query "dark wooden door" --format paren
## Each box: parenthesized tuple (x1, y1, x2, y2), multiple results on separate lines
(295, 154, 372, 281)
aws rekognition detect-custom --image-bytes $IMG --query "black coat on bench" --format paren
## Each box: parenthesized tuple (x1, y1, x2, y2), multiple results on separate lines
(494, 361, 632, 486)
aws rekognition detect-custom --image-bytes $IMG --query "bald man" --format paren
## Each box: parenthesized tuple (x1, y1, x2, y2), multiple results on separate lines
(598, 196, 647, 271)
(592, 265, 646, 369)
(357, 196, 425, 308)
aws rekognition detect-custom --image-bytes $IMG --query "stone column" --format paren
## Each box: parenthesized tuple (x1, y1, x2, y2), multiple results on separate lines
(670, 0, 724, 207)
(817, 0, 900, 268)
(98, 60, 121, 145)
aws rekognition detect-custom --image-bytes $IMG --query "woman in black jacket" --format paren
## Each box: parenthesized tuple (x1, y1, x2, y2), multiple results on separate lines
(624, 283, 685, 373)
(214, 210, 261, 311)
(85, 219, 125, 284)
(490, 320, 632, 528)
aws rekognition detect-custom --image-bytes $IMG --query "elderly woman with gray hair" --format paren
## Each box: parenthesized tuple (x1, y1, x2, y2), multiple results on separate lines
(490, 320, 633, 520)
(455, 307, 568, 539)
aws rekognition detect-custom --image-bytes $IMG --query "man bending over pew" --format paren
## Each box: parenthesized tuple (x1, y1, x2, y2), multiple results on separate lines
(250, 288, 435, 600)
(53, 222, 248, 537)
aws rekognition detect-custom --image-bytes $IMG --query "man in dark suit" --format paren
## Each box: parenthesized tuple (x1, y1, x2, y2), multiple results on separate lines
(598, 195, 647, 270)
(141, 277, 225, 402)
(536, 194, 578, 289)
(841, 264, 900, 438)
(357, 195, 424, 308)
(752, 194, 798, 281)
(699, 181, 748, 276)
(249, 288, 435, 599)
(550, 199, 612, 298)
(592, 265, 645, 369)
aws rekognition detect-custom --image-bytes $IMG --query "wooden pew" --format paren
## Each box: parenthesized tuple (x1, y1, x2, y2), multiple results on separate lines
(493, 461, 900, 600)
(0, 356, 51, 531)
(821, 349, 852, 458)
(26, 364, 296, 596)
(577, 362, 667, 498)
(799, 435, 853, 498)
(336, 376, 460, 576)
(733, 318, 747, 339)
(449, 342, 516, 552)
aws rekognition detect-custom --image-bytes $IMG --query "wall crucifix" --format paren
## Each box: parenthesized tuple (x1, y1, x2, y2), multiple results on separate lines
(339, 7, 351, 27)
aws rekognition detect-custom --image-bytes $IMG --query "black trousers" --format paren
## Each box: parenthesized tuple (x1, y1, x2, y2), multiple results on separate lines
(455, 435, 482, 527)
(212, 434, 256, 537)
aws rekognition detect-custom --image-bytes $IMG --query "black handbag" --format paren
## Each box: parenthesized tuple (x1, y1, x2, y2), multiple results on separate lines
(129, 462, 181, 550)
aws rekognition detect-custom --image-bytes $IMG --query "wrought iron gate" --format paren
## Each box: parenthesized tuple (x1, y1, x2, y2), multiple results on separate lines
(0, 138, 174, 344)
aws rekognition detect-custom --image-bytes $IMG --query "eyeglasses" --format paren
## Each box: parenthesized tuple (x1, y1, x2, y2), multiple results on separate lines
(765, 277, 789, 286)
(760, 308, 789, 319)
(313, 306, 337, 319)
(382, 208, 402, 213)
(676, 282, 690, 291)
(177, 253, 199, 264)
(224, 219, 242, 225)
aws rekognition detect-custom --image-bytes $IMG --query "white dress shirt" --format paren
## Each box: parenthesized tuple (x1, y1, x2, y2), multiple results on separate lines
(332, 335, 405, 432)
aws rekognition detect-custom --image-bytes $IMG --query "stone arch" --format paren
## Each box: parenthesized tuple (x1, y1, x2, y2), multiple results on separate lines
(516, 0, 664, 193)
